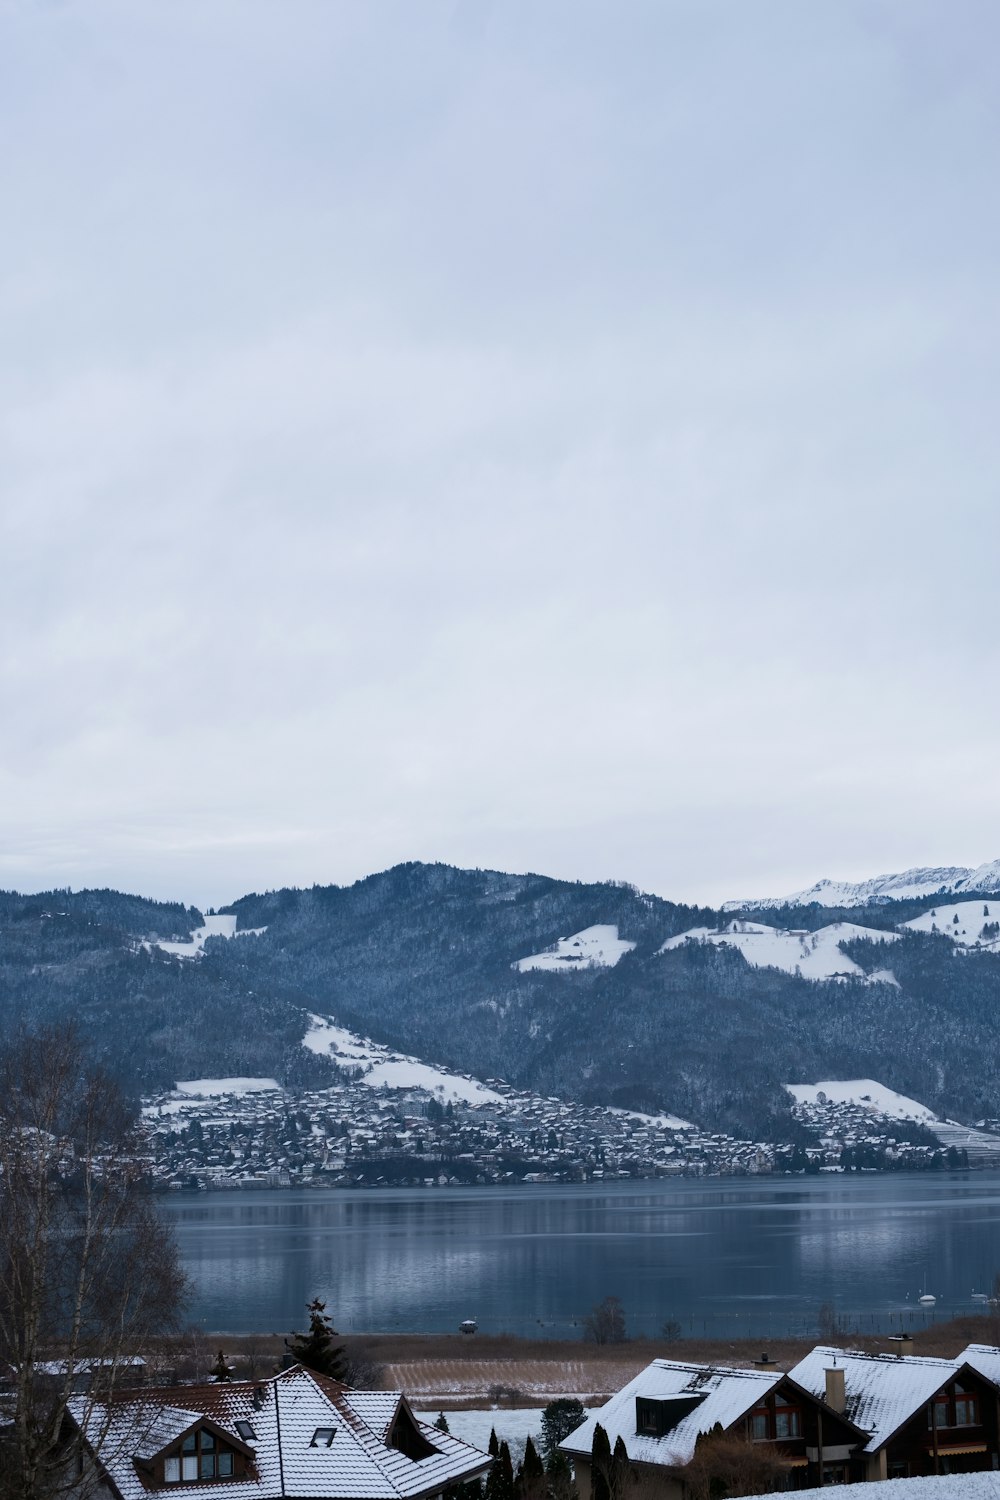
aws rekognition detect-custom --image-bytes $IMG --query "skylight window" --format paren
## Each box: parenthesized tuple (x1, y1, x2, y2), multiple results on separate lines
(235, 1420, 257, 1442)
(310, 1427, 336, 1448)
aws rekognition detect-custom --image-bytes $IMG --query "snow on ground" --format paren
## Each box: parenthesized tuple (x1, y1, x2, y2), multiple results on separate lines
(151, 915, 267, 959)
(515, 925, 636, 973)
(303, 1015, 504, 1105)
(737, 1475, 1000, 1500)
(607, 1106, 694, 1131)
(175, 1077, 281, 1097)
(904, 899, 1000, 950)
(142, 1077, 281, 1116)
(784, 1079, 938, 1123)
(415, 1409, 547, 1462)
(660, 920, 898, 982)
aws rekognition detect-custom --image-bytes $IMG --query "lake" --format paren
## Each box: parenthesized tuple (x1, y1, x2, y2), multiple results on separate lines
(157, 1171, 1000, 1338)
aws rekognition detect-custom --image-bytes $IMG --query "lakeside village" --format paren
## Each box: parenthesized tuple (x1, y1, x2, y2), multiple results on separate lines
(140, 1073, 989, 1192)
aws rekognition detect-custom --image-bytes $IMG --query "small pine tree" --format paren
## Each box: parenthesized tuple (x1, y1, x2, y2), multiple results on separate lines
(591, 1423, 612, 1500)
(488, 1429, 500, 1458)
(435, 1412, 451, 1433)
(485, 1441, 514, 1500)
(514, 1437, 546, 1500)
(540, 1398, 585, 1455)
(286, 1298, 347, 1382)
(544, 1448, 575, 1500)
(209, 1349, 232, 1383)
(610, 1436, 631, 1500)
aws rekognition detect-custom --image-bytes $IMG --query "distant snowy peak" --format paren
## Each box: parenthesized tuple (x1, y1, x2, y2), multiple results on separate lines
(514, 924, 636, 974)
(723, 861, 1000, 912)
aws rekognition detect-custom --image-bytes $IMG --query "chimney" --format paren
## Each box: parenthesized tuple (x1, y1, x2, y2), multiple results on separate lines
(754, 1353, 776, 1370)
(825, 1366, 846, 1414)
(887, 1333, 913, 1358)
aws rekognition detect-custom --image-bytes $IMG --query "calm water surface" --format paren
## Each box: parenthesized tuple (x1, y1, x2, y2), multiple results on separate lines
(157, 1172, 1000, 1338)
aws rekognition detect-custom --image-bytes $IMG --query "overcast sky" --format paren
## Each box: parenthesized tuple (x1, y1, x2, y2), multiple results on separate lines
(2, 0, 999, 911)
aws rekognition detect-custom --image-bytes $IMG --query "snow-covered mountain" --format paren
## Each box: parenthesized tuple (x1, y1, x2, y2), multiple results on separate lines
(723, 860, 1000, 912)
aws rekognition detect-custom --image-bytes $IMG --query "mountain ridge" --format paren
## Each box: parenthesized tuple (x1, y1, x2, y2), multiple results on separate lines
(723, 859, 1000, 912)
(3, 860, 1000, 1142)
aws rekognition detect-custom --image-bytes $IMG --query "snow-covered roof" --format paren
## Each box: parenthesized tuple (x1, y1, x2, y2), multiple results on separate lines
(787, 1347, 964, 1454)
(956, 1344, 1000, 1386)
(70, 1365, 491, 1500)
(558, 1359, 783, 1468)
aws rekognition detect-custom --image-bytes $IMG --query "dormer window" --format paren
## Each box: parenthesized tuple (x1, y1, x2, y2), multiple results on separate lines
(162, 1427, 237, 1483)
(310, 1426, 336, 1447)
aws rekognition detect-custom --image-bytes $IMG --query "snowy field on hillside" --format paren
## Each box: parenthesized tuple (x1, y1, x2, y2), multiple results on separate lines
(151, 914, 267, 958)
(904, 899, 1000, 950)
(142, 1076, 281, 1116)
(176, 1077, 280, 1097)
(784, 1079, 937, 1123)
(607, 1106, 693, 1131)
(739, 1475, 1000, 1500)
(661, 920, 898, 982)
(515, 925, 635, 973)
(303, 1015, 504, 1105)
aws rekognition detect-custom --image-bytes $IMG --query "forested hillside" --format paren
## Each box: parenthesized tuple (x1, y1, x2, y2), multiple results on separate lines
(2, 862, 999, 1139)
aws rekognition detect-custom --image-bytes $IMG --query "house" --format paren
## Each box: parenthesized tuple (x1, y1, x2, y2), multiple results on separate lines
(67, 1363, 491, 1499)
(558, 1358, 864, 1498)
(788, 1346, 1000, 1481)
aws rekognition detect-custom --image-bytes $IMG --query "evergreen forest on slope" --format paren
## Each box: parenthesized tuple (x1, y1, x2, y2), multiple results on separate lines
(2, 863, 998, 1141)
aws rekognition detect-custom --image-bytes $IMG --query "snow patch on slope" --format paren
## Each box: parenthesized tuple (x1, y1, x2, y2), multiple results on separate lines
(607, 1106, 694, 1131)
(661, 920, 898, 982)
(515, 924, 635, 974)
(903, 899, 1000, 950)
(784, 1079, 937, 1123)
(151, 914, 267, 959)
(303, 1015, 504, 1105)
(142, 1076, 281, 1116)
(176, 1077, 280, 1097)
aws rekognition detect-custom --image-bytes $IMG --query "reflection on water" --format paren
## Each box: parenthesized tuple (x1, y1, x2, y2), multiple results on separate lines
(157, 1172, 1000, 1337)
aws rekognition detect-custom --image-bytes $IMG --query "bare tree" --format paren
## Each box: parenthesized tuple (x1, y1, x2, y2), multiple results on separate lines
(679, 1429, 792, 1500)
(0, 1025, 188, 1500)
(583, 1295, 627, 1345)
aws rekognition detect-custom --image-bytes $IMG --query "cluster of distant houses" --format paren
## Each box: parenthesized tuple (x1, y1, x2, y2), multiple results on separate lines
(14, 1333, 1000, 1498)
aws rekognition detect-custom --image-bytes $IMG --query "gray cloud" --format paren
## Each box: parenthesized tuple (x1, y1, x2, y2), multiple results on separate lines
(2, 1, 999, 909)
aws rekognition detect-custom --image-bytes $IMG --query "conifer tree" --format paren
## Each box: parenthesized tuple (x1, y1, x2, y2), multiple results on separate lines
(209, 1349, 233, 1382)
(591, 1424, 612, 1500)
(286, 1297, 347, 1381)
(488, 1428, 500, 1458)
(610, 1436, 631, 1500)
(484, 1440, 514, 1500)
(435, 1412, 451, 1433)
(514, 1436, 546, 1500)
(544, 1448, 575, 1500)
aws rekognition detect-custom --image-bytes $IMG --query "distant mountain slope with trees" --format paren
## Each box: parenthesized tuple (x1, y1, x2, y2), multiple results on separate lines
(2, 862, 999, 1140)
